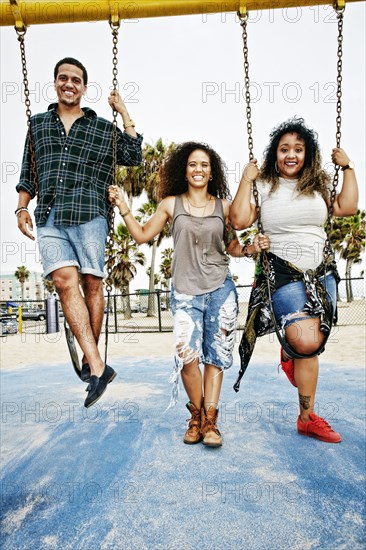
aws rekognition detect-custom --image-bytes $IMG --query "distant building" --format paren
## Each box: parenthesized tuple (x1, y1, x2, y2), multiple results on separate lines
(0, 272, 44, 302)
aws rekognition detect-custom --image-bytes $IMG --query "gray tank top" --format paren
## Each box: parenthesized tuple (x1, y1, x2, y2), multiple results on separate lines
(171, 195, 229, 295)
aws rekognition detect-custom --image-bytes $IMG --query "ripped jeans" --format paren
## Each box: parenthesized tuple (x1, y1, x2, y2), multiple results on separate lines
(271, 274, 337, 329)
(168, 274, 238, 407)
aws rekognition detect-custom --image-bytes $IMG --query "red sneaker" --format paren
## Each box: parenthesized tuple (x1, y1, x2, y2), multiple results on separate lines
(297, 413, 342, 443)
(279, 347, 297, 387)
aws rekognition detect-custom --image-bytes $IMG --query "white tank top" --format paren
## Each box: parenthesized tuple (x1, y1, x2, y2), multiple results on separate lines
(253, 178, 328, 271)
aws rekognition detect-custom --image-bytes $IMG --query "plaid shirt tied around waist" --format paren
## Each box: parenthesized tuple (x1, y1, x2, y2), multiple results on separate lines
(16, 104, 143, 226)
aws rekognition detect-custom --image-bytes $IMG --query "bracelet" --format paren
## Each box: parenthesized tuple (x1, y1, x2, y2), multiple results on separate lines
(123, 120, 135, 130)
(15, 207, 28, 216)
(121, 209, 131, 218)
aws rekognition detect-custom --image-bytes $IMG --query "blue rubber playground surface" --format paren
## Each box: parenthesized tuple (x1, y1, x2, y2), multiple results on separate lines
(1, 355, 365, 549)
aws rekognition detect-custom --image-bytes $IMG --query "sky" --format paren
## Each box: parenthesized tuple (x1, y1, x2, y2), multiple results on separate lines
(1, 3, 365, 290)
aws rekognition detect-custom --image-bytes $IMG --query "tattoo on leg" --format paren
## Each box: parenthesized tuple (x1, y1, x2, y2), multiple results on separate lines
(299, 394, 311, 410)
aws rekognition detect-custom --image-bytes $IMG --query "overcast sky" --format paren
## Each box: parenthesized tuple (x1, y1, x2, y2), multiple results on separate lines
(1, 3, 365, 288)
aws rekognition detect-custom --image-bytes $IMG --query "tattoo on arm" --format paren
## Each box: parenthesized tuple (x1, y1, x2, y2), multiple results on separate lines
(299, 394, 311, 410)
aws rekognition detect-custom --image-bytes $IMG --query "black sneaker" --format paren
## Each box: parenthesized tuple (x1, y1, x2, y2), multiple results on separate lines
(84, 365, 117, 408)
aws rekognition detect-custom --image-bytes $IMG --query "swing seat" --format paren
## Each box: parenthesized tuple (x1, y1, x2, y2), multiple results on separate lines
(64, 320, 83, 380)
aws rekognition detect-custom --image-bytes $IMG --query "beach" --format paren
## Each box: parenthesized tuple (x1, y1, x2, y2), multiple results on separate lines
(1, 324, 364, 370)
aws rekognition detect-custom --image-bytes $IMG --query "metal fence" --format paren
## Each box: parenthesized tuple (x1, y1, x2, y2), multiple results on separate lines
(1, 278, 364, 335)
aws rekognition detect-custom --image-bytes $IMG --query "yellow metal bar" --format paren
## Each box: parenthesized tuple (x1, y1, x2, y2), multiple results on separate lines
(109, 0, 120, 26)
(238, 0, 247, 17)
(0, 0, 362, 27)
(18, 305, 22, 334)
(9, 0, 25, 30)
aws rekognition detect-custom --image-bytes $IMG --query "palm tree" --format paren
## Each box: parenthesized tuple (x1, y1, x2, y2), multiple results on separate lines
(146, 268, 161, 287)
(116, 163, 146, 210)
(14, 265, 30, 302)
(159, 248, 173, 309)
(106, 223, 145, 319)
(137, 201, 170, 316)
(42, 278, 55, 296)
(137, 202, 159, 316)
(144, 138, 175, 203)
(115, 139, 174, 316)
(329, 210, 365, 302)
(115, 139, 175, 209)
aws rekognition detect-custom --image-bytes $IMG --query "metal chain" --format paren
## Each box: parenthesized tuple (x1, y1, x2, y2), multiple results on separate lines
(240, 14, 254, 162)
(105, 18, 120, 362)
(239, 14, 260, 225)
(105, 19, 120, 296)
(239, 12, 270, 275)
(323, 5, 344, 263)
(16, 28, 38, 199)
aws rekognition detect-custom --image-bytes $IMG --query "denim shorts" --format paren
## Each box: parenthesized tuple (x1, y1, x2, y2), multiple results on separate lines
(167, 274, 238, 407)
(37, 208, 108, 279)
(272, 274, 337, 329)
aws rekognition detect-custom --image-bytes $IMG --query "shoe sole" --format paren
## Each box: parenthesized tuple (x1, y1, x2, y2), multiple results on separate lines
(298, 430, 341, 443)
(81, 376, 114, 384)
(84, 372, 117, 408)
(183, 438, 203, 445)
(279, 362, 297, 387)
(202, 441, 222, 447)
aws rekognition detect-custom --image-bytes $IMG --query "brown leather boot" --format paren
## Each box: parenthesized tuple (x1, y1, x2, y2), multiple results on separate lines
(201, 406, 222, 447)
(183, 402, 203, 444)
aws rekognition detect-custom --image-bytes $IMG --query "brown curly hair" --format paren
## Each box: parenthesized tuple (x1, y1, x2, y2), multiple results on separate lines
(158, 141, 231, 201)
(259, 117, 331, 200)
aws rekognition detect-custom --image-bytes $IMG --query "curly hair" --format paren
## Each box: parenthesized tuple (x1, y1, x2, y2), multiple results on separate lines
(259, 117, 331, 200)
(158, 141, 231, 201)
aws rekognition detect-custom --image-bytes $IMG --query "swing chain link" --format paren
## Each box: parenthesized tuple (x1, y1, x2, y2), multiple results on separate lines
(324, 6, 344, 263)
(239, 11, 270, 276)
(105, 19, 121, 297)
(16, 28, 39, 199)
(239, 13, 254, 163)
(104, 18, 121, 361)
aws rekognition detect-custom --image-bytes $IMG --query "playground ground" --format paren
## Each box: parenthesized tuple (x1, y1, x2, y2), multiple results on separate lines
(1, 325, 365, 549)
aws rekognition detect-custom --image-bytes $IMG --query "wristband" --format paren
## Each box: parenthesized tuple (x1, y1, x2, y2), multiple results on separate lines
(15, 207, 29, 216)
(121, 209, 131, 218)
(123, 120, 135, 130)
(341, 161, 355, 171)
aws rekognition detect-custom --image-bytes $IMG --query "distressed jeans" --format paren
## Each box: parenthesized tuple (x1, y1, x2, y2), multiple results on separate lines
(168, 274, 238, 407)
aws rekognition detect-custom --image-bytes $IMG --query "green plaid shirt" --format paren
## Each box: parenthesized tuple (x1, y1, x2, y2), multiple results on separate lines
(17, 103, 143, 226)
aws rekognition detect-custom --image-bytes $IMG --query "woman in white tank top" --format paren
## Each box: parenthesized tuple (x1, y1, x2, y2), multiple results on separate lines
(231, 117, 359, 444)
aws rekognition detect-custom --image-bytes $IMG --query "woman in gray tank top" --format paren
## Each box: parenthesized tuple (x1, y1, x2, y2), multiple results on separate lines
(109, 141, 270, 447)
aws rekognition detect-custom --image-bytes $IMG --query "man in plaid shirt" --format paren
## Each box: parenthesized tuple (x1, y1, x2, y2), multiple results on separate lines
(16, 57, 143, 408)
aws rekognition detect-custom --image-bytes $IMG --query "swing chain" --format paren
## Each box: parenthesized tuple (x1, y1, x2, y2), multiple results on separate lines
(104, 18, 121, 361)
(16, 28, 38, 199)
(324, 6, 344, 263)
(105, 19, 121, 297)
(240, 13, 260, 227)
(239, 11, 270, 277)
(239, 13, 254, 163)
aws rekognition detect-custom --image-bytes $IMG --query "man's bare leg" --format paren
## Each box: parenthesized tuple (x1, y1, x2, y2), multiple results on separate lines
(51, 266, 104, 377)
(80, 274, 105, 365)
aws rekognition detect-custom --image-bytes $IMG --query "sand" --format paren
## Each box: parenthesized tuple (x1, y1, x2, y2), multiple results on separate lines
(1, 324, 364, 370)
